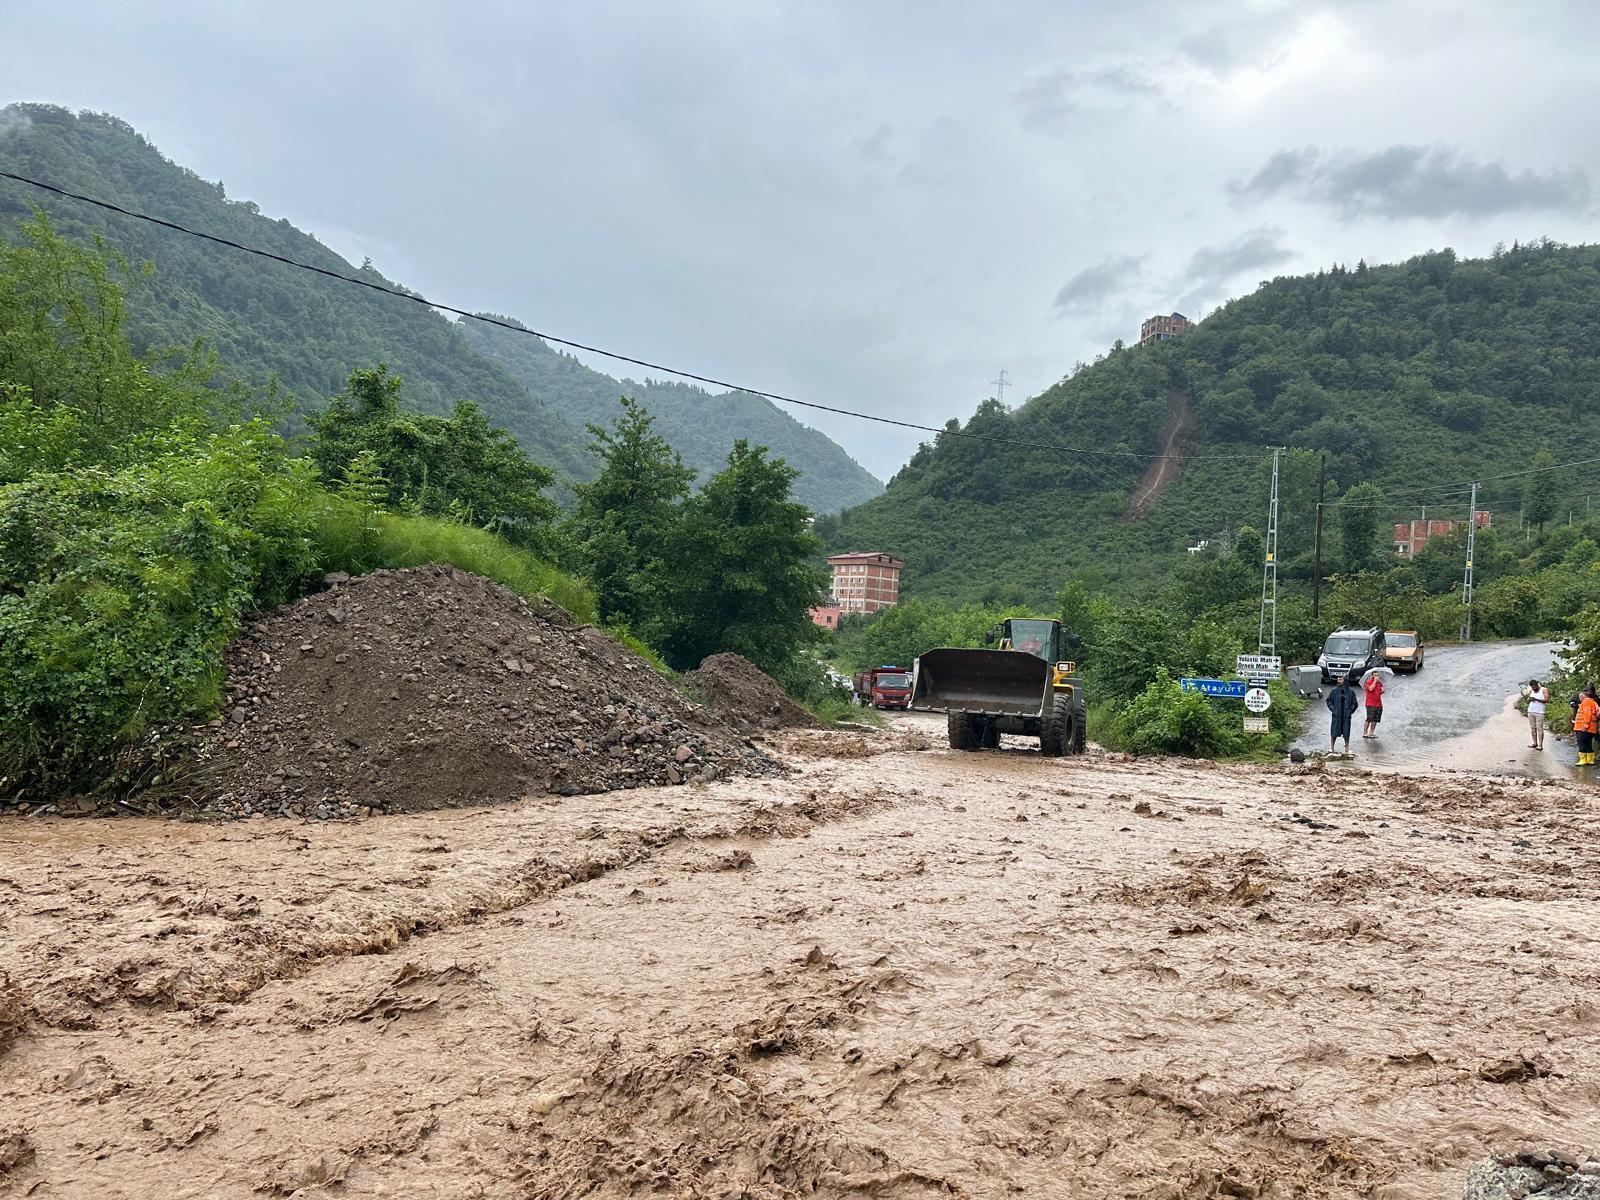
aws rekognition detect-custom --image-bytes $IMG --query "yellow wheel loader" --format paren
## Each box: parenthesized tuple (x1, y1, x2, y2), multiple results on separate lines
(911, 617, 1086, 756)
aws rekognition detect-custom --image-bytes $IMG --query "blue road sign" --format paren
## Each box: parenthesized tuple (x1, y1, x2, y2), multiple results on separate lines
(1179, 678, 1247, 699)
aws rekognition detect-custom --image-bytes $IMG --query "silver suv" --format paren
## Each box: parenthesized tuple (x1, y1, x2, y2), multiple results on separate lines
(1318, 627, 1385, 683)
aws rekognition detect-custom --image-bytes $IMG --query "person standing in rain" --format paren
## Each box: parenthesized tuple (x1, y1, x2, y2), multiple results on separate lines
(1361, 669, 1385, 739)
(1575, 684, 1599, 767)
(1521, 678, 1550, 751)
(1326, 671, 1360, 756)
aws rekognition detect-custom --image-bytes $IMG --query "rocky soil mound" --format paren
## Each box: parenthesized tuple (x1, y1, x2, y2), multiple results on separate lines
(193, 566, 779, 818)
(679, 653, 819, 732)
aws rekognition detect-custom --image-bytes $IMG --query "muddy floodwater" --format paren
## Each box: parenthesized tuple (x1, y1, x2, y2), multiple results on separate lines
(3, 723, 1599, 1198)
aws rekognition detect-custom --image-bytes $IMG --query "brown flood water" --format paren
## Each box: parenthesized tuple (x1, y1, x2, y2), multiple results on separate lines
(2, 722, 1598, 1198)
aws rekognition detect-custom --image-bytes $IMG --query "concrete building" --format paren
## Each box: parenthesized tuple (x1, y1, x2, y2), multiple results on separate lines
(1140, 312, 1193, 344)
(826, 552, 904, 615)
(809, 604, 844, 630)
(1393, 511, 1491, 558)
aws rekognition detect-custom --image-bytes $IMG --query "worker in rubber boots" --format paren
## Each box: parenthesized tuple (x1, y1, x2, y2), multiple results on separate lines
(1326, 672, 1360, 757)
(1575, 684, 1599, 767)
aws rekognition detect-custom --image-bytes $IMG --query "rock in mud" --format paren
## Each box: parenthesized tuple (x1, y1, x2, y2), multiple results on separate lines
(1464, 1153, 1600, 1198)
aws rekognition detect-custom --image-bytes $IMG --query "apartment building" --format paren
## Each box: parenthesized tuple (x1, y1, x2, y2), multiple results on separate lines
(825, 552, 904, 615)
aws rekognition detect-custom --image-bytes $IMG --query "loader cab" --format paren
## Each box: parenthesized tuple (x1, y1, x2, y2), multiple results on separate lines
(984, 618, 1081, 666)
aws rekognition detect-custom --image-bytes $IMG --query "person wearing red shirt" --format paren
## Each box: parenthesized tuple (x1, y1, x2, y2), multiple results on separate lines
(1361, 671, 1385, 739)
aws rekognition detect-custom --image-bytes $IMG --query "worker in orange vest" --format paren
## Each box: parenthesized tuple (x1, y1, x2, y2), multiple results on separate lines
(1575, 684, 1599, 767)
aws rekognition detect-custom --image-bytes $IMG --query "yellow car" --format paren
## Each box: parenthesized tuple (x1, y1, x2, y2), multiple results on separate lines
(1384, 631, 1425, 673)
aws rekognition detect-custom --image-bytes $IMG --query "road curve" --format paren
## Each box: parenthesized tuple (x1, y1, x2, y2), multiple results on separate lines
(1291, 639, 1581, 777)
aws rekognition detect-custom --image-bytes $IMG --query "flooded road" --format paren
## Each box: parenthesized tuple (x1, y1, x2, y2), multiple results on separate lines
(3, 726, 1599, 1198)
(1291, 640, 1581, 777)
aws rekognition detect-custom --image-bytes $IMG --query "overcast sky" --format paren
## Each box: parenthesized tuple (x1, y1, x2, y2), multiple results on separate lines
(7, 0, 1600, 478)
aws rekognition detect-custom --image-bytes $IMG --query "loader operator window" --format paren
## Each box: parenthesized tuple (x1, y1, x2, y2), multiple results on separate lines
(1008, 619, 1053, 660)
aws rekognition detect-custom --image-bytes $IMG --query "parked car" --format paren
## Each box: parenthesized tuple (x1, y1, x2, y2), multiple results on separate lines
(1317, 627, 1385, 683)
(1384, 630, 1425, 673)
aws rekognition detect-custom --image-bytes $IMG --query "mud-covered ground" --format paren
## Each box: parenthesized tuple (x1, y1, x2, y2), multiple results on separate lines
(3, 719, 1599, 1199)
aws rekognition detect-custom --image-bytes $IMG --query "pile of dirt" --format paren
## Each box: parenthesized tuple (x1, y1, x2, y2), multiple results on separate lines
(679, 652, 819, 731)
(189, 566, 779, 818)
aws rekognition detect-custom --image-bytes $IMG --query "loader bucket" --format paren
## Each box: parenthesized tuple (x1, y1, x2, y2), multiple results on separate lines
(912, 648, 1051, 717)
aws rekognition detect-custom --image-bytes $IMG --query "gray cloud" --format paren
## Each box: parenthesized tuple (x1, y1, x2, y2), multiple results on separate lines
(857, 124, 893, 164)
(1052, 255, 1146, 315)
(1187, 227, 1295, 287)
(1234, 145, 1595, 218)
(1015, 66, 1161, 131)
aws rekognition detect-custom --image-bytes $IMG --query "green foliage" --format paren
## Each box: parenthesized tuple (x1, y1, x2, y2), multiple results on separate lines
(1523, 450, 1559, 533)
(1109, 669, 1246, 759)
(567, 398, 696, 628)
(308, 366, 556, 549)
(0, 213, 595, 796)
(0, 424, 323, 792)
(655, 441, 829, 673)
(457, 316, 882, 514)
(833, 598, 1010, 671)
(826, 239, 1600, 609)
(1336, 482, 1385, 573)
(1, 105, 881, 510)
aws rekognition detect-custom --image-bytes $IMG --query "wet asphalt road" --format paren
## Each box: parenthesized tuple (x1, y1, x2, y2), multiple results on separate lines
(1290, 639, 1584, 778)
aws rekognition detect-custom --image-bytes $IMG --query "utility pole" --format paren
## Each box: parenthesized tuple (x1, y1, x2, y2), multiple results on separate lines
(1259, 447, 1283, 654)
(991, 370, 1010, 405)
(1311, 453, 1326, 620)
(1462, 481, 1478, 641)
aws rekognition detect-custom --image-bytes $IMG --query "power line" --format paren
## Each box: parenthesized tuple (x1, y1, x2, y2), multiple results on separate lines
(0, 168, 1259, 464)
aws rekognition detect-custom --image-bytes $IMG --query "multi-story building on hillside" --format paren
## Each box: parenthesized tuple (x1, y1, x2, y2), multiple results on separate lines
(1393, 511, 1491, 558)
(1140, 312, 1193, 344)
(824, 552, 904, 616)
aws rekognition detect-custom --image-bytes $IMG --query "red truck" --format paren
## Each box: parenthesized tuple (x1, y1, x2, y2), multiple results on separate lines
(853, 665, 912, 710)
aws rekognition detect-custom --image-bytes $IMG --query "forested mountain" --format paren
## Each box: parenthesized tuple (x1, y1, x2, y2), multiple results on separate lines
(456, 316, 882, 512)
(0, 104, 880, 511)
(822, 240, 1600, 603)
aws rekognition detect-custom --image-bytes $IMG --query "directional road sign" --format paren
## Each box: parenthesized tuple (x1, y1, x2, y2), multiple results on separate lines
(1236, 653, 1282, 678)
(1179, 678, 1247, 699)
(1244, 687, 1272, 714)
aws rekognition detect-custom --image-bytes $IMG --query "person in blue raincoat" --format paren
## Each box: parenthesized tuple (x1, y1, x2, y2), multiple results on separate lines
(1325, 671, 1361, 755)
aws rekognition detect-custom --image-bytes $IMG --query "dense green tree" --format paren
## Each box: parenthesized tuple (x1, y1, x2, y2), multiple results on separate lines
(1337, 482, 1386, 573)
(567, 398, 695, 629)
(654, 442, 827, 673)
(308, 366, 556, 549)
(1523, 450, 1559, 534)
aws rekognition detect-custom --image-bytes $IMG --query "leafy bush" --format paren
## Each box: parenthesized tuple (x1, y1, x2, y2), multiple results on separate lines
(0, 425, 322, 793)
(1110, 669, 1245, 758)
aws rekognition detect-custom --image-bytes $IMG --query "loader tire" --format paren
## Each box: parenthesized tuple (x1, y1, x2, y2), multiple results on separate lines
(1071, 695, 1087, 755)
(979, 720, 1000, 749)
(947, 711, 979, 751)
(1041, 694, 1073, 757)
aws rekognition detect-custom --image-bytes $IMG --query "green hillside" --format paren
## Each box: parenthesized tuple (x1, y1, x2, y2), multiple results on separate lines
(456, 316, 882, 513)
(822, 241, 1600, 603)
(0, 104, 880, 511)
(0, 104, 592, 478)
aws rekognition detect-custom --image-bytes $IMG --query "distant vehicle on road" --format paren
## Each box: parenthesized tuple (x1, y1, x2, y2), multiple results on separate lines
(1319, 627, 1385, 683)
(1384, 630, 1425, 673)
(854, 666, 912, 709)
